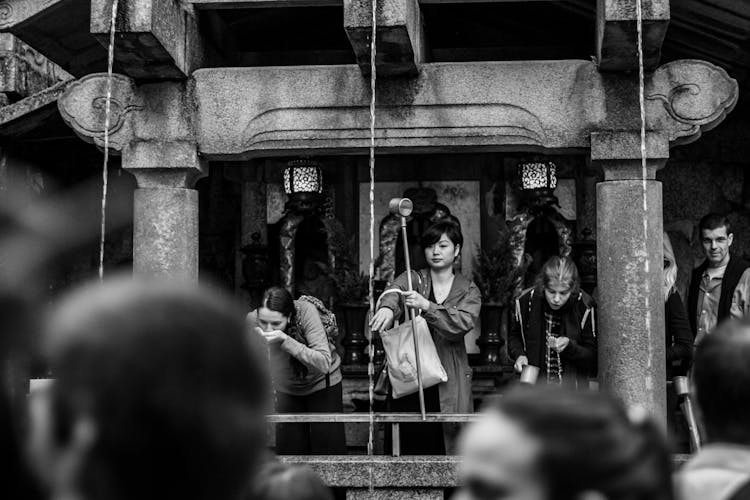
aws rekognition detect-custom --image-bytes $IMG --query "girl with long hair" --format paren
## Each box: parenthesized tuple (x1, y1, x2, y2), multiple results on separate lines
(508, 256, 597, 388)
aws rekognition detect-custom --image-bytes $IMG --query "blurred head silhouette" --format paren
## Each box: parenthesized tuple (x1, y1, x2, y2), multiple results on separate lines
(27, 276, 270, 500)
(693, 318, 750, 445)
(456, 386, 673, 500)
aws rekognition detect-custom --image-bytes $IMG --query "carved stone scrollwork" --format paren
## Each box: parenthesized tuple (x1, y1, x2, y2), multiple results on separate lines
(0, 0, 56, 29)
(0, 3, 13, 28)
(58, 73, 144, 152)
(647, 60, 738, 146)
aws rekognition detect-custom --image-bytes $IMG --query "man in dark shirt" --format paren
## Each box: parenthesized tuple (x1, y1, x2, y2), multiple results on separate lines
(688, 214, 750, 344)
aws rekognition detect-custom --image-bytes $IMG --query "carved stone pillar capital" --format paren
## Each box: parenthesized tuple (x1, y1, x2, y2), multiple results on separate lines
(123, 141, 207, 189)
(646, 60, 738, 146)
(590, 130, 669, 180)
(57, 73, 143, 152)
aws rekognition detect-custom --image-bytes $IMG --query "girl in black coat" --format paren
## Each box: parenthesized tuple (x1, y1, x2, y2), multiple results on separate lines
(508, 256, 597, 389)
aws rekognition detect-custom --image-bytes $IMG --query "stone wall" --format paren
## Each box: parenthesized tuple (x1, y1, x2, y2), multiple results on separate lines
(657, 106, 750, 299)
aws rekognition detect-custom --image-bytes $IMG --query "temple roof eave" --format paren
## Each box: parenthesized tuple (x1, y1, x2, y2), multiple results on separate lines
(0, 79, 71, 137)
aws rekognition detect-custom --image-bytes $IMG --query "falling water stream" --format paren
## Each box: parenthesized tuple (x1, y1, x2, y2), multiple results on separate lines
(367, 0, 378, 490)
(99, 0, 120, 280)
(635, 0, 655, 389)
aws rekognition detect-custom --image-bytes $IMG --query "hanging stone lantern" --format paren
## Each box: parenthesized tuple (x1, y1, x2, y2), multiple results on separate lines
(283, 159, 324, 214)
(517, 160, 559, 210)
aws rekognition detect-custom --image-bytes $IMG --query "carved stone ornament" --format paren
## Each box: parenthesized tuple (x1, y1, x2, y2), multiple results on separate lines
(647, 59, 738, 146)
(58, 73, 144, 152)
(0, 0, 58, 29)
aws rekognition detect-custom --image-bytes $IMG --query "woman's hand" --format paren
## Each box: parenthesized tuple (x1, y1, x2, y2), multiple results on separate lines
(370, 308, 394, 333)
(254, 326, 287, 344)
(403, 291, 430, 312)
(514, 355, 529, 373)
(551, 337, 570, 353)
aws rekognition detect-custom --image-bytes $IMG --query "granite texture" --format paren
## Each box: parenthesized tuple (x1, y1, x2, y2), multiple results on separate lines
(347, 488, 443, 500)
(192, 59, 737, 159)
(89, 0, 209, 79)
(279, 455, 460, 488)
(597, 0, 670, 71)
(133, 187, 199, 280)
(597, 176, 666, 422)
(344, 0, 423, 76)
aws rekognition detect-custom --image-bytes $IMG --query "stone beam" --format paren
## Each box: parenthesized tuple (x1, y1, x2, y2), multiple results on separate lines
(57, 73, 198, 152)
(90, 0, 215, 79)
(0, 0, 67, 30)
(0, 79, 69, 136)
(191, 0, 341, 8)
(0, 33, 71, 101)
(0, 0, 105, 77)
(344, 0, 424, 77)
(190, 0, 556, 6)
(596, 0, 670, 72)
(191, 59, 737, 159)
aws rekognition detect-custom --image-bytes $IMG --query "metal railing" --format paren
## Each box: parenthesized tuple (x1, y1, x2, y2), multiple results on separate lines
(267, 413, 479, 456)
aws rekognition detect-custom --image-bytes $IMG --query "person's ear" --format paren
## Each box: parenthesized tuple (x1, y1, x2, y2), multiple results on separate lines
(576, 491, 607, 500)
(454, 244, 461, 258)
(728, 233, 734, 247)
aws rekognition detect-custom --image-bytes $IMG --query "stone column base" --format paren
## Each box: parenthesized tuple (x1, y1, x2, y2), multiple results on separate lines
(346, 488, 443, 500)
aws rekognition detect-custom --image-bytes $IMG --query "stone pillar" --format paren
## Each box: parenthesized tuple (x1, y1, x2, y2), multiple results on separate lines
(124, 142, 206, 281)
(592, 131, 668, 422)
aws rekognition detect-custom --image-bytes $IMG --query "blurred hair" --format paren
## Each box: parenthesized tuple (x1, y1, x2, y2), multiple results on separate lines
(534, 256, 580, 297)
(44, 276, 270, 500)
(489, 386, 673, 500)
(247, 462, 333, 500)
(420, 219, 463, 251)
(663, 232, 677, 302)
(699, 213, 732, 235)
(694, 319, 750, 445)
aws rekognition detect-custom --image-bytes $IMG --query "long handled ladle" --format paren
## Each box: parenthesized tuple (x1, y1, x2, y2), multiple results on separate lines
(389, 197, 426, 420)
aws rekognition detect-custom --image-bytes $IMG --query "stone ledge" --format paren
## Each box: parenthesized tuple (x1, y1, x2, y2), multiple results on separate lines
(279, 455, 460, 488)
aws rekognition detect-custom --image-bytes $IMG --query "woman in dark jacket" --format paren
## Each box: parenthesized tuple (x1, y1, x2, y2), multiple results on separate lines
(663, 232, 693, 378)
(508, 256, 596, 389)
(663, 233, 694, 449)
(370, 219, 481, 454)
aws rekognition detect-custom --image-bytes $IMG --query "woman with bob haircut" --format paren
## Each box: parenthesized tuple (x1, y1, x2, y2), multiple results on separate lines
(247, 286, 345, 455)
(508, 256, 597, 388)
(455, 385, 674, 500)
(371, 219, 482, 454)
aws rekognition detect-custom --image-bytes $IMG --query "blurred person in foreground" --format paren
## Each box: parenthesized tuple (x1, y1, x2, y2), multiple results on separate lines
(247, 461, 334, 500)
(454, 386, 673, 500)
(675, 319, 750, 500)
(26, 277, 270, 500)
